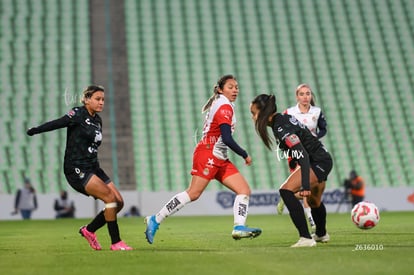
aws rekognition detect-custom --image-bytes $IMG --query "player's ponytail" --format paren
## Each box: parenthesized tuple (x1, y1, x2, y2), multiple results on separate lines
(201, 75, 236, 113)
(251, 94, 277, 150)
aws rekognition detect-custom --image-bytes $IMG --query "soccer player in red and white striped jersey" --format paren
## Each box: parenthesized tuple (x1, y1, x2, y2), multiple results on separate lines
(144, 75, 261, 244)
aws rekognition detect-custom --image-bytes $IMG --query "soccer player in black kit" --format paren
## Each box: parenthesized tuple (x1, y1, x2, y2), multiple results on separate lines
(250, 94, 333, 247)
(27, 85, 132, 250)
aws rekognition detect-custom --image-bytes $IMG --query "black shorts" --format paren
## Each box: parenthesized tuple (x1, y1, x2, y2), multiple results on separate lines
(64, 166, 111, 196)
(311, 156, 333, 182)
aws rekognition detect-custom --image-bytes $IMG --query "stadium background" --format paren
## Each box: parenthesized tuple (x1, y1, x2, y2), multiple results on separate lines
(1, 0, 413, 201)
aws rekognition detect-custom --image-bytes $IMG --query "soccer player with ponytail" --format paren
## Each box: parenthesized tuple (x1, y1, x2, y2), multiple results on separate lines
(144, 75, 262, 244)
(278, 84, 328, 232)
(250, 94, 332, 247)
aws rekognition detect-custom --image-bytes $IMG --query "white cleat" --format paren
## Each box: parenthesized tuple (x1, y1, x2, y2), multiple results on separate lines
(291, 237, 317, 248)
(312, 233, 330, 243)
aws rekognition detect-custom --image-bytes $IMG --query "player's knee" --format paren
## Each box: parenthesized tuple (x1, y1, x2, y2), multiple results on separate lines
(116, 199, 124, 211)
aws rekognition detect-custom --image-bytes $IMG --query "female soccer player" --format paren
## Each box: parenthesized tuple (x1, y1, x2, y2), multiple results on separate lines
(250, 94, 332, 247)
(278, 84, 328, 233)
(144, 75, 262, 244)
(27, 85, 132, 251)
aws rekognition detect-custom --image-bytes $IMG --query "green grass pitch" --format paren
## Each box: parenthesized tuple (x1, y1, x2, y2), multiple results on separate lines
(1, 211, 413, 275)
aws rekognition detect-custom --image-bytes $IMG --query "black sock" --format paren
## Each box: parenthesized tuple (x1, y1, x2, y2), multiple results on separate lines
(311, 202, 327, 237)
(86, 210, 106, 232)
(107, 221, 121, 244)
(279, 189, 311, 238)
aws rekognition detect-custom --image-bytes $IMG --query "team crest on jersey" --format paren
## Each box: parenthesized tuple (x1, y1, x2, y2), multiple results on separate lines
(203, 168, 210, 176)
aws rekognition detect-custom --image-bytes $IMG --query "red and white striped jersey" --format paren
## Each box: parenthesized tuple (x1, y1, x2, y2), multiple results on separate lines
(285, 104, 322, 137)
(200, 95, 236, 160)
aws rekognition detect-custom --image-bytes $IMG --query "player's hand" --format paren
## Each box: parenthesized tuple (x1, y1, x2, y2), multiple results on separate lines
(298, 190, 311, 197)
(26, 127, 37, 136)
(244, 155, 252, 166)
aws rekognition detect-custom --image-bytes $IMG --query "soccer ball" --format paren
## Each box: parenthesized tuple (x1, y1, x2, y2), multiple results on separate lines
(351, 201, 380, 229)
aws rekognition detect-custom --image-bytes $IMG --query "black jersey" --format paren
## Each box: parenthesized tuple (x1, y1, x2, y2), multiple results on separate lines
(271, 113, 330, 163)
(31, 106, 103, 170)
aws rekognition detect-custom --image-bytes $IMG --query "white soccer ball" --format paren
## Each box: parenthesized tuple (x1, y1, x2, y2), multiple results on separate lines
(351, 201, 380, 229)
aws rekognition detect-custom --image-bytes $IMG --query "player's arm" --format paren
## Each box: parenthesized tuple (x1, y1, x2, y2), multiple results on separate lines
(14, 189, 21, 210)
(219, 123, 248, 159)
(27, 115, 71, 136)
(34, 194, 38, 209)
(285, 134, 310, 191)
(317, 111, 327, 139)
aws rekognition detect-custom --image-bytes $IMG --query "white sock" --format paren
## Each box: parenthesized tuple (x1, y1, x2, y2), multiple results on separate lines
(304, 207, 312, 218)
(304, 207, 315, 226)
(155, 191, 191, 223)
(233, 194, 249, 226)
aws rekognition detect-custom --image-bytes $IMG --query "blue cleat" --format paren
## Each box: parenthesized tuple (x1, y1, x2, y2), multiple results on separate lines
(232, 225, 262, 240)
(144, 215, 159, 244)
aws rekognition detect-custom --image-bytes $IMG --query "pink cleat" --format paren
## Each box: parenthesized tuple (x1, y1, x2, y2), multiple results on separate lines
(79, 226, 102, 250)
(110, 240, 133, 251)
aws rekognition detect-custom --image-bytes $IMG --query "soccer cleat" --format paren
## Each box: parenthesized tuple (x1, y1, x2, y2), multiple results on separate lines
(232, 225, 262, 240)
(276, 199, 285, 215)
(79, 225, 102, 250)
(110, 240, 133, 251)
(291, 237, 317, 247)
(144, 215, 159, 244)
(312, 233, 330, 243)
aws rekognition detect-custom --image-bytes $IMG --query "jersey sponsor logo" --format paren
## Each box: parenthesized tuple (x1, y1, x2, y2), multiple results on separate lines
(75, 168, 85, 179)
(285, 134, 300, 148)
(219, 108, 233, 117)
(88, 146, 98, 154)
(289, 116, 299, 125)
(67, 109, 76, 118)
(85, 118, 101, 129)
(94, 130, 102, 143)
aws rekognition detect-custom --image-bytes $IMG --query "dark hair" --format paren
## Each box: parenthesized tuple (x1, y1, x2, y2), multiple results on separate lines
(295, 83, 315, 106)
(201, 74, 236, 113)
(81, 85, 105, 104)
(251, 94, 277, 150)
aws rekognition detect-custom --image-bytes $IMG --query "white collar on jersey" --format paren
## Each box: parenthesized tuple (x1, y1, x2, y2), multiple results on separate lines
(216, 94, 235, 107)
(294, 103, 317, 114)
